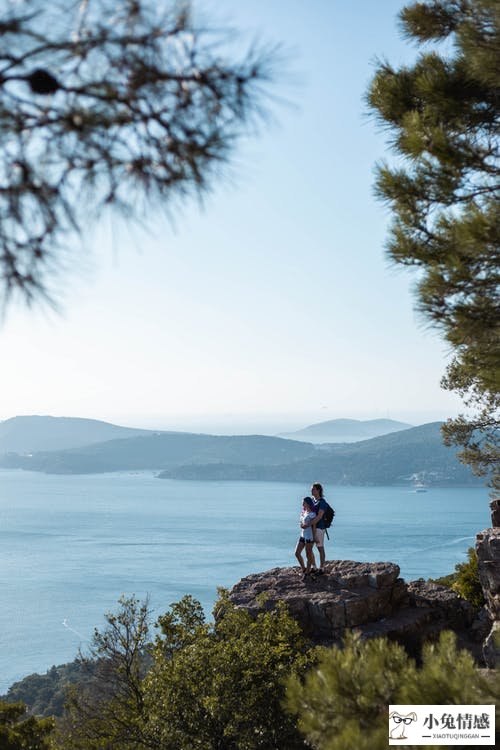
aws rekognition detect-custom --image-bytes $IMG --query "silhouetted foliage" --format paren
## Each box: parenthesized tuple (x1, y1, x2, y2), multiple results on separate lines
(0, 0, 275, 306)
(367, 0, 499, 491)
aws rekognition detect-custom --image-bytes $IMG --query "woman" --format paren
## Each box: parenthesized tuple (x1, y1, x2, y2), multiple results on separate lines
(294, 496, 317, 579)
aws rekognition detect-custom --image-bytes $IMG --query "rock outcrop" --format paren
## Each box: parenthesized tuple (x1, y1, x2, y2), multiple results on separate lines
(229, 561, 405, 639)
(229, 560, 480, 660)
(489, 498, 500, 528)
(476, 528, 500, 619)
(476, 527, 500, 667)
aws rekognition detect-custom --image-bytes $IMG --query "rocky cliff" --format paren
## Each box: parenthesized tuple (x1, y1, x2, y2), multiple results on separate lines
(228, 560, 485, 662)
(476, 524, 500, 667)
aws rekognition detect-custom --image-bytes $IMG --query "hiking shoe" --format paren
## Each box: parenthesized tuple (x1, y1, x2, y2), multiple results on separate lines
(314, 568, 325, 576)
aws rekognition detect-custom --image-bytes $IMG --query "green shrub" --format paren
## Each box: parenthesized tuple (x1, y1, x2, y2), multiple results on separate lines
(431, 548, 485, 609)
(451, 548, 485, 609)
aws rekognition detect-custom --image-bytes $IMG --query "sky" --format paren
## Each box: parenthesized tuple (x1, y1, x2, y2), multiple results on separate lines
(0, 0, 465, 434)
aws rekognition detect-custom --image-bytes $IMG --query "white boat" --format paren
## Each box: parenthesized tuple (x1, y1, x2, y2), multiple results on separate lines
(414, 482, 428, 493)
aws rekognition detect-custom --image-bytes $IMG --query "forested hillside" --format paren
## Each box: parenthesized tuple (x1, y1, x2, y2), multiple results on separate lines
(161, 423, 481, 485)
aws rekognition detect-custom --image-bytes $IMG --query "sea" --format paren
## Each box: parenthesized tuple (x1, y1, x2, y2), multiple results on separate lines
(0, 469, 491, 693)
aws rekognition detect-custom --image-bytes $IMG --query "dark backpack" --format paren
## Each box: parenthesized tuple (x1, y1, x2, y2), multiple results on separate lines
(314, 499, 335, 530)
(323, 502, 335, 529)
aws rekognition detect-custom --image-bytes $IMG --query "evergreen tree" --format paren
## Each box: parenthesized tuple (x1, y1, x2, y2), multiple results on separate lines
(367, 0, 499, 490)
(0, 0, 274, 306)
(286, 630, 500, 750)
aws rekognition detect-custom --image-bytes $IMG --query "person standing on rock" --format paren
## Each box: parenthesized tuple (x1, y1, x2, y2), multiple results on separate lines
(310, 482, 328, 575)
(295, 496, 317, 579)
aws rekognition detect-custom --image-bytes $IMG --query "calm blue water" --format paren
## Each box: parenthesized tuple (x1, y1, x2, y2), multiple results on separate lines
(0, 469, 491, 692)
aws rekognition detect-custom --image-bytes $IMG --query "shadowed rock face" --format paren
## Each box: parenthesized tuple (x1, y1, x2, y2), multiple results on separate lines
(228, 560, 481, 660)
(476, 527, 500, 667)
(476, 528, 500, 620)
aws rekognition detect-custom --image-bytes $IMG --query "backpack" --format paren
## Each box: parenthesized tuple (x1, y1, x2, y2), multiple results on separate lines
(323, 501, 335, 529)
(314, 498, 335, 532)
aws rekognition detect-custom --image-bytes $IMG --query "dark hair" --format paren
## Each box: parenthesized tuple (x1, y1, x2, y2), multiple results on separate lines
(311, 482, 324, 498)
(303, 496, 315, 510)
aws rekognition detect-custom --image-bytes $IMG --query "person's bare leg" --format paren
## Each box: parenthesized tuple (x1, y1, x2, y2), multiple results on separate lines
(314, 529, 326, 571)
(295, 540, 306, 571)
(305, 543, 316, 573)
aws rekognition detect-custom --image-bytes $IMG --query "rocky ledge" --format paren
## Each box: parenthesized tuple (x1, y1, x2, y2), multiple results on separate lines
(229, 560, 486, 662)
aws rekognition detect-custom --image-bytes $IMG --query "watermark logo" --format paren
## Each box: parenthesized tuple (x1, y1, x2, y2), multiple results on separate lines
(388, 705, 495, 745)
(389, 710, 417, 740)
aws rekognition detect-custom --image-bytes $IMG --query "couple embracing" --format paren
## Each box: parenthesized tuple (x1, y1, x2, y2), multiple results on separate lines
(295, 482, 331, 580)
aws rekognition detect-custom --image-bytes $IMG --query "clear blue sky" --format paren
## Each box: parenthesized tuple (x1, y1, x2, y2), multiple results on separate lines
(0, 0, 464, 433)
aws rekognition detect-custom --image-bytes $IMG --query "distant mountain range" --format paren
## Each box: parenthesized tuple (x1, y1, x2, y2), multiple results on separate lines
(0, 415, 483, 487)
(0, 415, 151, 454)
(280, 418, 412, 444)
(0, 416, 315, 473)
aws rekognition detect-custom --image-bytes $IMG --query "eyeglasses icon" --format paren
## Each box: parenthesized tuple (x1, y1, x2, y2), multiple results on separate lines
(393, 716, 414, 725)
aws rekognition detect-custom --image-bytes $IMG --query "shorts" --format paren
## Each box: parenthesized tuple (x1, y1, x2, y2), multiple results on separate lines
(298, 536, 314, 545)
(314, 528, 325, 546)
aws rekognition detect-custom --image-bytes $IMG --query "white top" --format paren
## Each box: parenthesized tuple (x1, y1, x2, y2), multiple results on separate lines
(300, 510, 316, 541)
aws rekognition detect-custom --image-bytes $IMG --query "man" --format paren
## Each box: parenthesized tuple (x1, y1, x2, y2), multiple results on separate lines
(310, 482, 328, 575)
